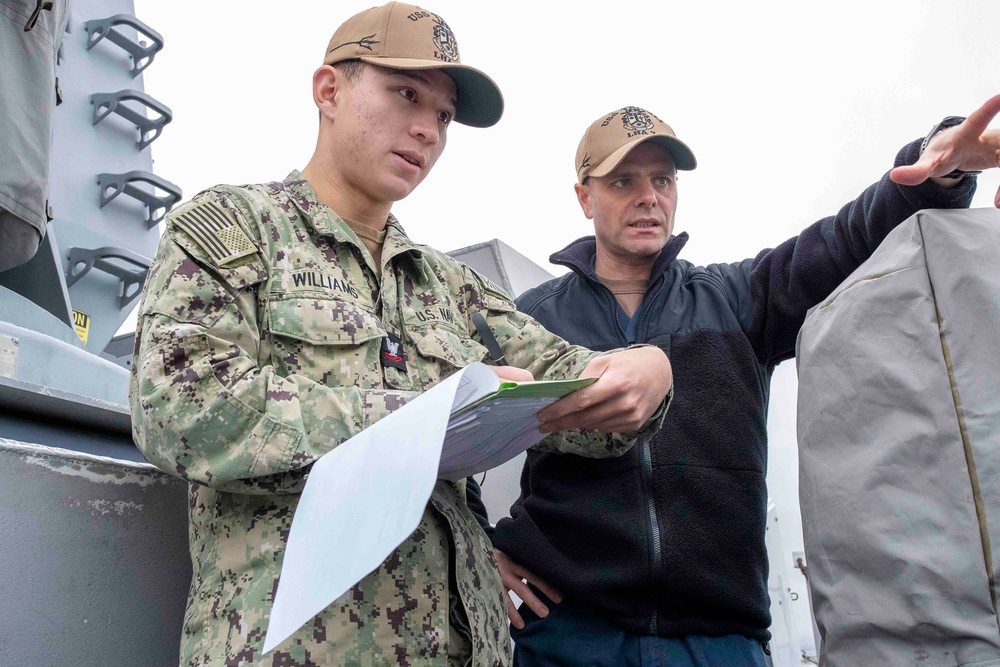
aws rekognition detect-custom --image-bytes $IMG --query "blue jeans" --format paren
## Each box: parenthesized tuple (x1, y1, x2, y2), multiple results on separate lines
(510, 594, 768, 667)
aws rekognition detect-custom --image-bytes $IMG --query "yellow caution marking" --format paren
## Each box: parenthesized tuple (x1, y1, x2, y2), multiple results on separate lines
(73, 309, 91, 345)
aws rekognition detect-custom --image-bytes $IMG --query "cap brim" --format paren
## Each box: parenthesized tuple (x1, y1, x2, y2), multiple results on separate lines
(587, 135, 697, 181)
(359, 56, 504, 128)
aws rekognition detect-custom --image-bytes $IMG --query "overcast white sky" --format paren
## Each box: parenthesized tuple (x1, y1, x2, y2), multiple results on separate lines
(133, 0, 1000, 653)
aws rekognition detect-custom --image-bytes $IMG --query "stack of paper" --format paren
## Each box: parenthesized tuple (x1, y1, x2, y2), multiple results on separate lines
(262, 362, 594, 653)
(440, 364, 595, 480)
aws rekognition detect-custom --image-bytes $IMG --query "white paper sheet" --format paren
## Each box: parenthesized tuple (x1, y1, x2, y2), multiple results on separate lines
(262, 368, 470, 654)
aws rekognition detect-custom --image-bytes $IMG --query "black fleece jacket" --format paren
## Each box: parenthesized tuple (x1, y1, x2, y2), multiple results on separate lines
(469, 140, 976, 642)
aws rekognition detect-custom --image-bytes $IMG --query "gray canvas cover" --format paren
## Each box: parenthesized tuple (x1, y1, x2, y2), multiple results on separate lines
(796, 207, 1000, 667)
(0, 0, 72, 271)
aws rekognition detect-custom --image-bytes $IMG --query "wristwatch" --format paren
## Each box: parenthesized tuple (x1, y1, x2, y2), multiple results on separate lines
(920, 116, 982, 179)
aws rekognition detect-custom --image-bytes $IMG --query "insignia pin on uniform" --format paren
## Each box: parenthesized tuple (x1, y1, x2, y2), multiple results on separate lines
(380, 332, 407, 372)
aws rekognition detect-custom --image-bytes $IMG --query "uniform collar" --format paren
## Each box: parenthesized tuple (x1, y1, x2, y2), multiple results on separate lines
(282, 171, 430, 281)
(382, 217, 432, 282)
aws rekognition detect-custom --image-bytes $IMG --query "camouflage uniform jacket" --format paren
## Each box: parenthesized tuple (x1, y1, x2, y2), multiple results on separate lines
(130, 171, 638, 667)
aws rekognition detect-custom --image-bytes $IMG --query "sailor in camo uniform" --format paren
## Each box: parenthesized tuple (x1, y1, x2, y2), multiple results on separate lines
(129, 4, 673, 666)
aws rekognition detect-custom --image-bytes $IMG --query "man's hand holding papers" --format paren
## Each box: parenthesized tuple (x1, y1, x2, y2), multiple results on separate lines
(536, 346, 673, 434)
(449, 345, 673, 479)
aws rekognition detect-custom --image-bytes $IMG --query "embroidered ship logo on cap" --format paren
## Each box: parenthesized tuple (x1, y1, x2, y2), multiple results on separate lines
(622, 106, 655, 136)
(431, 15, 459, 62)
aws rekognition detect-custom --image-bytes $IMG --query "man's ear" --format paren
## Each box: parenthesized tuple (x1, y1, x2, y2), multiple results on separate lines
(575, 182, 595, 220)
(313, 65, 344, 123)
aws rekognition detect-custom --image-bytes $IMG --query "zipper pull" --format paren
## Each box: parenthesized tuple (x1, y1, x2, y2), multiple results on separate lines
(24, 0, 53, 32)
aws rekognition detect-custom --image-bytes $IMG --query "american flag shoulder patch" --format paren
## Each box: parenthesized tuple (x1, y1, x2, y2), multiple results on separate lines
(172, 200, 257, 266)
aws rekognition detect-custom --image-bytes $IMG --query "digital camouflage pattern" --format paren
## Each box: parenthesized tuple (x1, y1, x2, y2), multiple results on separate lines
(130, 171, 638, 667)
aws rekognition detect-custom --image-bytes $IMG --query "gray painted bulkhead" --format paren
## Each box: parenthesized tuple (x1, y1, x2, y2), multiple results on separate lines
(0, 440, 190, 666)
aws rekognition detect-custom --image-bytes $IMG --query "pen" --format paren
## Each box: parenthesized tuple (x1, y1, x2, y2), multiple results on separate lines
(472, 312, 507, 366)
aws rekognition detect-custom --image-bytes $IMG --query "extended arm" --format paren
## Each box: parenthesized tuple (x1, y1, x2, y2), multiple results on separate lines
(745, 95, 1000, 365)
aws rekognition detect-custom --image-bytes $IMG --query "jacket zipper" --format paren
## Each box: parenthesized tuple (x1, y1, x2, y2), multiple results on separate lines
(592, 282, 629, 345)
(640, 433, 661, 633)
(637, 277, 666, 633)
(635, 277, 666, 342)
(597, 273, 665, 632)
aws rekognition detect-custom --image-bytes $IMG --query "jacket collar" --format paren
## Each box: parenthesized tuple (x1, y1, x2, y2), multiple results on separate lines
(549, 232, 689, 282)
(281, 171, 429, 281)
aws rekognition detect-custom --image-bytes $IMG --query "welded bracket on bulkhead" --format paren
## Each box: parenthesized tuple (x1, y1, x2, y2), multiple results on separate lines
(84, 14, 163, 77)
(91, 90, 172, 149)
(96, 171, 181, 227)
(65, 246, 150, 309)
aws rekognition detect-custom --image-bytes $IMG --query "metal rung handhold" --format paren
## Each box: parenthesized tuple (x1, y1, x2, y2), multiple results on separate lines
(92, 90, 173, 149)
(84, 14, 164, 77)
(66, 246, 151, 309)
(97, 171, 182, 227)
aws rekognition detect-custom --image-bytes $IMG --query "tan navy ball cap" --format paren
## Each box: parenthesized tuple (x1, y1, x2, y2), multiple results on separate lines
(576, 107, 697, 183)
(324, 2, 504, 128)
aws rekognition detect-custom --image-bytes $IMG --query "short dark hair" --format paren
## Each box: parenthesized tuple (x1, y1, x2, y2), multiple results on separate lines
(333, 59, 366, 84)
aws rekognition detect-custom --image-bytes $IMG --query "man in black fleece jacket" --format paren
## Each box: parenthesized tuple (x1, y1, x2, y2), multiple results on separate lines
(469, 97, 1000, 666)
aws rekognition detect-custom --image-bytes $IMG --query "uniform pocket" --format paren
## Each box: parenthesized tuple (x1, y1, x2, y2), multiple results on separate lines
(267, 296, 385, 388)
(409, 324, 485, 368)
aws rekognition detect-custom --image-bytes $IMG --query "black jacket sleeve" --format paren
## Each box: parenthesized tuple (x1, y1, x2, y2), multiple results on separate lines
(737, 138, 976, 366)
